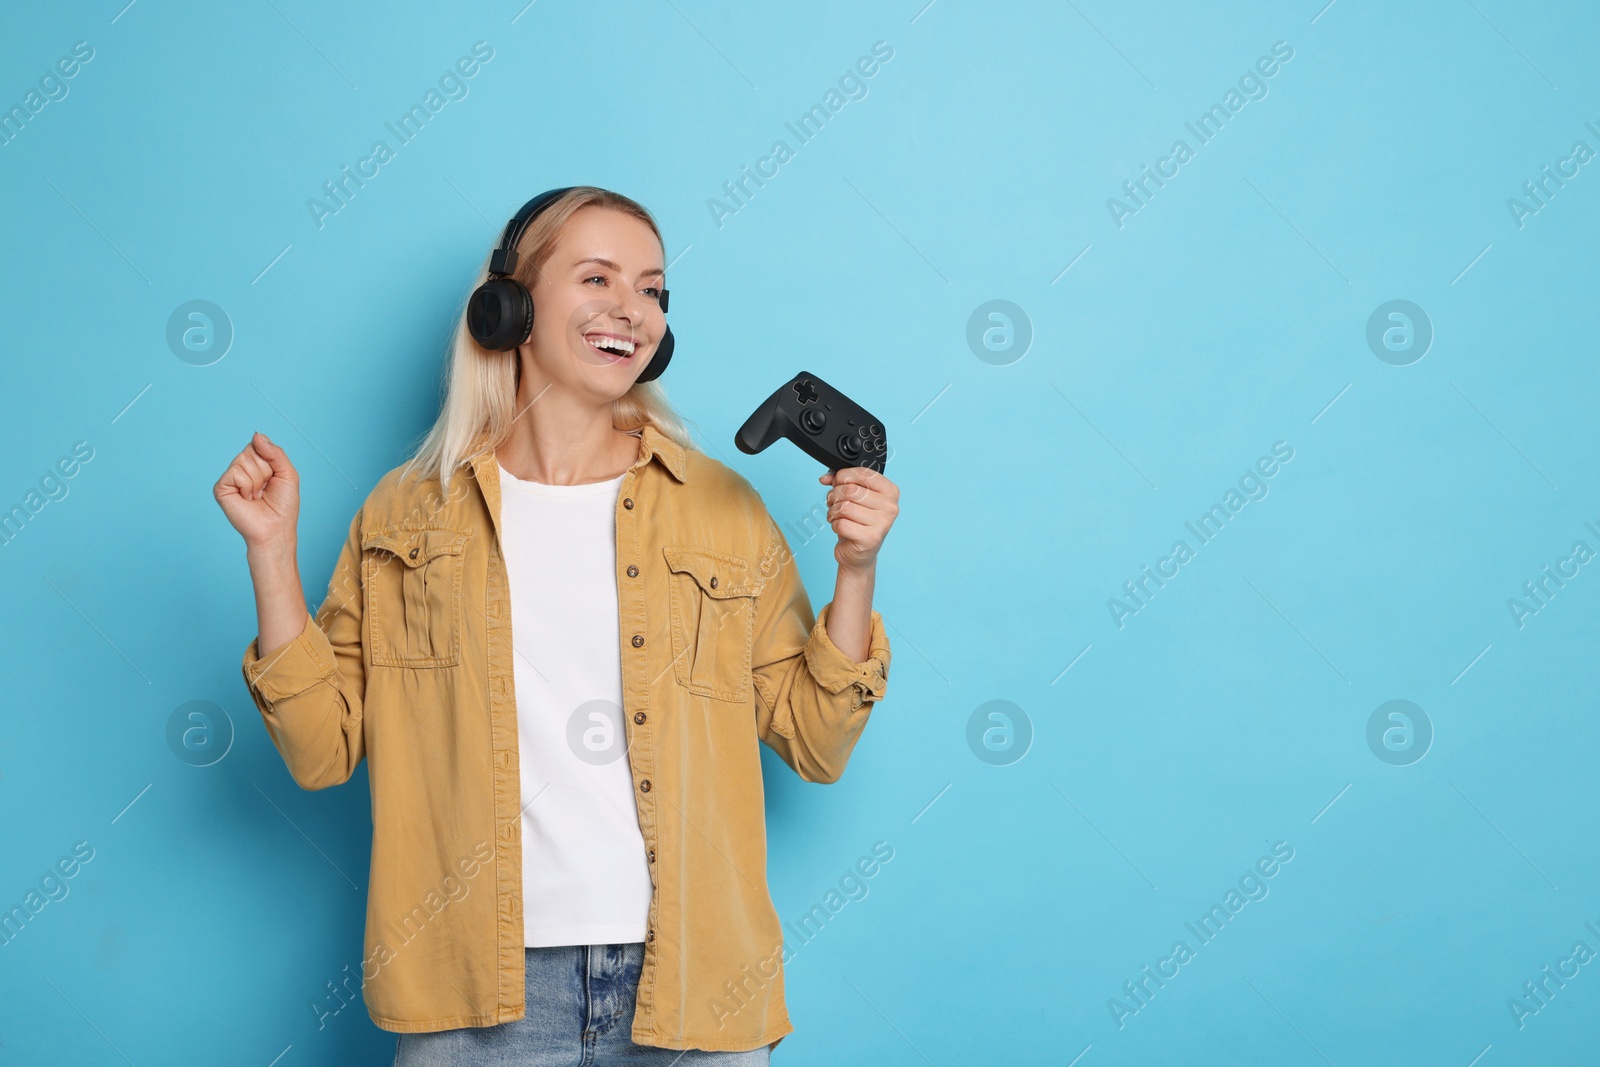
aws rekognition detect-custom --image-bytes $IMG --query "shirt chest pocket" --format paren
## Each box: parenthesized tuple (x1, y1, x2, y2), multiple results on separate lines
(662, 546, 766, 703)
(361, 524, 471, 668)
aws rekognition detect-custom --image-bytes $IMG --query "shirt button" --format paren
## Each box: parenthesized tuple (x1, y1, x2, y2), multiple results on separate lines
(640, 779, 651, 792)
(648, 849, 656, 862)
(623, 498, 634, 509)
(647, 929, 655, 941)
(627, 565, 639, 578)
(709, 576, 718, 589)
(408, 548, 419, 560)
(632, 634, 644, 648)
(634, 711, 646, 724)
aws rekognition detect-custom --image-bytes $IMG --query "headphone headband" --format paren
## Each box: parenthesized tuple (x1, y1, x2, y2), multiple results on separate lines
(487, 186, 577, 278)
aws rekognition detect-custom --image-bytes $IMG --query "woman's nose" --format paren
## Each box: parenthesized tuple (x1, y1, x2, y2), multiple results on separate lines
(618, 290, 651, 326)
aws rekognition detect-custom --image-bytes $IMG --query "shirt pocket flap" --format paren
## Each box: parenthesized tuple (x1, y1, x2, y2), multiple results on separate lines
(662, 546, 764, 598)
(361, 525, 470, 567)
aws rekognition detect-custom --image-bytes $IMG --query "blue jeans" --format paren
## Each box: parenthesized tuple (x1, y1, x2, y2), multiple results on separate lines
(392, 943, 773, 1066)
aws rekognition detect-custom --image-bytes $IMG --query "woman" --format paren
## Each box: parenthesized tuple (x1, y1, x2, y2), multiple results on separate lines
(214, 186, 899, 1063)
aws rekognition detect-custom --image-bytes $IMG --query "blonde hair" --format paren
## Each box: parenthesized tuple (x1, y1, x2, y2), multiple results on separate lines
(400, 186, 697, 493)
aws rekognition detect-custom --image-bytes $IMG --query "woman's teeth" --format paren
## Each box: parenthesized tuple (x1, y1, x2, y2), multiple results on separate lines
(587, 335, 636, 357)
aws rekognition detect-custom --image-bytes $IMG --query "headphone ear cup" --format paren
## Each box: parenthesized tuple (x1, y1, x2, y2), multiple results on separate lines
(467, 278, 534, 350)
(635, 325, 673, 383)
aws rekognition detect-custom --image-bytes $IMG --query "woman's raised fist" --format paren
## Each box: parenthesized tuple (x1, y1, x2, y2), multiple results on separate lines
(214, 431, 300, 549)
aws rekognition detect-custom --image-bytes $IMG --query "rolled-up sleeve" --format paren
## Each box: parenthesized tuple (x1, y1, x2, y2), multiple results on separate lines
(750, 514, 891, 784)
(239, 507, 367, 791)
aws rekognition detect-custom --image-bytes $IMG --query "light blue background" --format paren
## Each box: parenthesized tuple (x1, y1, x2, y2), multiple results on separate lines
(3, 1, 1598, 1063)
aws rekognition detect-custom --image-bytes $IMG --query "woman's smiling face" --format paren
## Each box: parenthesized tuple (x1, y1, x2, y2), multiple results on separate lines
(525, 205, 667, 391)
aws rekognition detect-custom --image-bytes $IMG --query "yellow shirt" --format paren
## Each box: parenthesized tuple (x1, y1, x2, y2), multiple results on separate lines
(239, 422, 891, 1053)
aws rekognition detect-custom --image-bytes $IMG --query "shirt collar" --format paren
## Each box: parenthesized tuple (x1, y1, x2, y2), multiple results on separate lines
(640, 422, 689, 483)
(467, 422, 687, 487)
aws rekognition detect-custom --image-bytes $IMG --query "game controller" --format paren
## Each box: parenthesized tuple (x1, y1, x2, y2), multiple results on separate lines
(735, 372, 888, 473)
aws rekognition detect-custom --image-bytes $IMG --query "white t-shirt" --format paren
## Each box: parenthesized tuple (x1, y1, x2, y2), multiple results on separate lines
(496, 458, 652, 947)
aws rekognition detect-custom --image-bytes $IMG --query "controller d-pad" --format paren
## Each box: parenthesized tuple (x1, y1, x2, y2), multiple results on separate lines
(791, 379, 820, 405)
(800, 408, 827, 435)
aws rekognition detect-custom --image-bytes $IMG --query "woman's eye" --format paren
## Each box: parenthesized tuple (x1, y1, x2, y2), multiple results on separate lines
(583, 275, 659, 299)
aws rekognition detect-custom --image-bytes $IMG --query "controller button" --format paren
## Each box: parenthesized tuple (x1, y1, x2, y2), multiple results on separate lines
(800, 408, 827, 435)
(859, 422, 886, 453)
(838, 434, 861, 460)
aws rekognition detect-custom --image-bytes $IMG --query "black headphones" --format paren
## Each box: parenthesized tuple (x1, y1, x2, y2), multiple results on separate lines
(465, 186, 674, 383)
